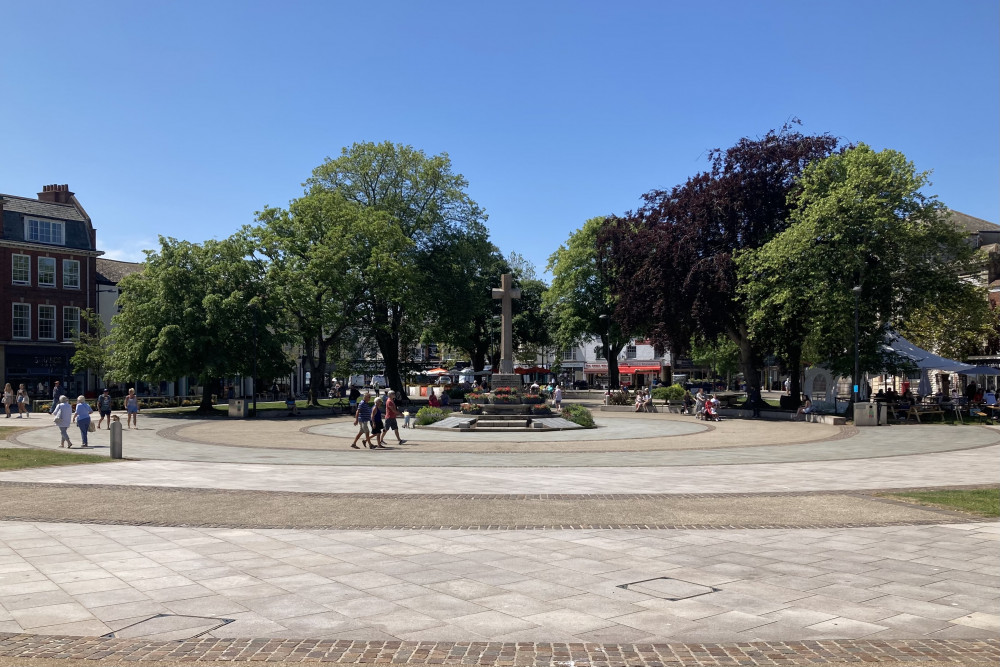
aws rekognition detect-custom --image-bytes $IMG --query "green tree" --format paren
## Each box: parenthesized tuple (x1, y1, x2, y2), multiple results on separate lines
(600, 124, 840, 396)
(70, 309, 110, 385)
(422, 236, 507, 372)
(545, 216, 633, 388)
(900, 288, 995, 361)
(512, 277, 553, 364)
(109, 236, 291, 412)
(306, 141, 488, 395)
(737, 143, 979, 387)
(690, 335, 740, 384)
(252, 191, 408, 406)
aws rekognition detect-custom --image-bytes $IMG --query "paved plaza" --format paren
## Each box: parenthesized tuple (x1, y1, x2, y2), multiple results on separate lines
(0, 409, 997, 665)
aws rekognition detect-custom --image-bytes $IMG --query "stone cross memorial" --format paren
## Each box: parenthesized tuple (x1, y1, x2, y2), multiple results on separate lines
(491, 273, 521, 387)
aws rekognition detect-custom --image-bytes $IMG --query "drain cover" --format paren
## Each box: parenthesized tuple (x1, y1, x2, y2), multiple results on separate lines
(618, 577, 719, 600)
(104, 614, 234, 641)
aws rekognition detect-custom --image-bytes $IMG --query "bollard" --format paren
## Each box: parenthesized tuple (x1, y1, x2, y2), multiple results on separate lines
(110, 420, 123, 459)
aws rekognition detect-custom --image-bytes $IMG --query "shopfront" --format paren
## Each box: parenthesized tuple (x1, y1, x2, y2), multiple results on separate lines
(3, 344, 81, 400)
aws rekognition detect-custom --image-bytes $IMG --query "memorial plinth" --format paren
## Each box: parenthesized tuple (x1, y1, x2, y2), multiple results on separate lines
(490, 373, 521, 389)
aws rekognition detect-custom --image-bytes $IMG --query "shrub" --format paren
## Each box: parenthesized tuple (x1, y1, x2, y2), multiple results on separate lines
(652, 384, 685, 402)
(448, 388, 466, 400)
(415, 406, 448, 425)
(606, 391, 632, 406)
(561, 403, 595, 428)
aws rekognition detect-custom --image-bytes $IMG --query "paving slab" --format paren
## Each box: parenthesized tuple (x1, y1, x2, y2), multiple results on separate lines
(0, 521, 995, 644)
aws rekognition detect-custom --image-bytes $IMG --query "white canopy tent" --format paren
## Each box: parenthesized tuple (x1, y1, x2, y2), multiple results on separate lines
(884, 335, 989, 396)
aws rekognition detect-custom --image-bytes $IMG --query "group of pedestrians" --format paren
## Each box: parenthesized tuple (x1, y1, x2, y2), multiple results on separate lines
(48, 387, 140, 449)
(351, 389, 405, 449)
(2, 383, 31, 419)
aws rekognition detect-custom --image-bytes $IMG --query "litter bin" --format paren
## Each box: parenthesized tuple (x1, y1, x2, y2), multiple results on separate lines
(228, 398, 248, 418)
(854, 401, 886, 426)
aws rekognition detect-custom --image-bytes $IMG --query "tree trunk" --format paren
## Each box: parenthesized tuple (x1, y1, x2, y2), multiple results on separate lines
(197, 377, 220, 413)
(376, 330, 404, 400)
(786, 343, 803, 407)
(306, 340, 329, 407)
(730, 326, 759, 398)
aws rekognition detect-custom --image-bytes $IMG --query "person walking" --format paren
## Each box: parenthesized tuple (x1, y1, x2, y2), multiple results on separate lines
(2, 383, 13, 418)
(125, 388, 139, 429)
(748, 384, 763, 419)
(351, 391, 374, 449)
(50, 381, 63, 413)
(72, 395, 94, 448)
(553, 384, 563, 410)
(16, 384, 29, 419)
(96, 389, 112, 430)
(53, 395, 73, 448)
(371, 398, 387, 448)
(383, 390, 405, 445)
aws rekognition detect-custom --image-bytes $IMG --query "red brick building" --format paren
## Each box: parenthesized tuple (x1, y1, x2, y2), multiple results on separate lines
(0, 184, 101, 399)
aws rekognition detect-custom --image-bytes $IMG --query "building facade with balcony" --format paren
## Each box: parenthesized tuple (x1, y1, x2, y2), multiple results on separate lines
(0, 185, 101, 399)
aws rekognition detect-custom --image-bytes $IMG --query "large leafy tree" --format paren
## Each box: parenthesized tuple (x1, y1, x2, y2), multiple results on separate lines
(901, 292, 997, 361)
(545, 216, 632, 388)
(109, 236, 290, 411)
(71, 309, 110, 385)
(737, 143, 979, 386)
(251, 191, 408, 405)
(601, 123, 839, 396)
(422, 235, 507, 372)
(512, 276, 552, 365)
(306, 141, 488, 395)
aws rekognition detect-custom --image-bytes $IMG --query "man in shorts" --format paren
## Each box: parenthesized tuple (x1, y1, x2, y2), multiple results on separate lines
(97, 389, 113, 430)
(351, 392, 374, 449)
(383, 390, 405, 445)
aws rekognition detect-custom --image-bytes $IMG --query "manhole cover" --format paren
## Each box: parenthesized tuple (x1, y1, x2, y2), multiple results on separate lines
(103, 614, 234, 641)
(618, 577, 719, 600)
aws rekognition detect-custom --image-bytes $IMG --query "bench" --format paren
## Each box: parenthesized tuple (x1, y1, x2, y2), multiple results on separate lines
(908, 405, 945, 423)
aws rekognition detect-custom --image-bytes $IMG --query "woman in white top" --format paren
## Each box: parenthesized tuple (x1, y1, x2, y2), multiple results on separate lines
(53, 396, 74, 448)
(16, 384, 29, 419)
(2, 383, 13, 418)
(72, 395, 94, 448)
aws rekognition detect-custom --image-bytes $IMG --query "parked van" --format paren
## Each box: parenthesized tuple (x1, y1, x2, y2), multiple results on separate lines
(371, 375, 388, 389)
(348, 374, 366, 388)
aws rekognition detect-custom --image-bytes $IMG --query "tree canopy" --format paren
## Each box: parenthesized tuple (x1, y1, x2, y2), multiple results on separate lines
(600, 122, 840, 394)
(306, 141, 489, 395)
(545, 216, 633, 388)
(251, 190, 407, 405)
(737, 143, 980, 380)
(108, 236, 290, 411)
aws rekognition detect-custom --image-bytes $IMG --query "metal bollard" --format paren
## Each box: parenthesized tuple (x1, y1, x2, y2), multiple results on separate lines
(110, 420, 123, 459)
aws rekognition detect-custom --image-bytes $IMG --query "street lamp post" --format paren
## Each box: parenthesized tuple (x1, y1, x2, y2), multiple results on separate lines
(853, 285, 861, 404)
(252, 308, 258, 417)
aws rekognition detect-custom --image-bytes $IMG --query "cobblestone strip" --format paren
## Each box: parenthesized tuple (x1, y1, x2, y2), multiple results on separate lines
(0, 516, 984, 531)
(3, 480, 993, 499)
(0, 634, 996, 665)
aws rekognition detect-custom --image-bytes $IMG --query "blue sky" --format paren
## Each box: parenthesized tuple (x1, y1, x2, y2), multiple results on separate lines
(2, 0, 997, 276)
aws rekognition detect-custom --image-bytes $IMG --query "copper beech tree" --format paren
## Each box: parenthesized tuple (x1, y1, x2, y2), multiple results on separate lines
(599, 123, 840, 400)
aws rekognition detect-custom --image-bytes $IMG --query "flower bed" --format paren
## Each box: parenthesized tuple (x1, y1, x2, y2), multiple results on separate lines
(531, 404, 552, 416)
(490, 386, 521, 404)
(460, 403, 483, 415)
(465, 391, 487, 404)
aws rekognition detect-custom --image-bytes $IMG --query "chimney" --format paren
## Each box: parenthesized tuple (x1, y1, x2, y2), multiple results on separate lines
(38, 184, 74, 204)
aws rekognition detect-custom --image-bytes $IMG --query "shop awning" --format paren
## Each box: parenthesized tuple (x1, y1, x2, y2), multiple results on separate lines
(618, 363, 662, 374)
(515, 366, 549, 375)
